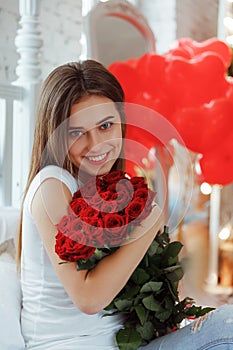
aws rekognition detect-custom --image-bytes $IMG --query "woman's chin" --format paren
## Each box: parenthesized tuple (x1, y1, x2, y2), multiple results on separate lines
(78, 163, 113, 181)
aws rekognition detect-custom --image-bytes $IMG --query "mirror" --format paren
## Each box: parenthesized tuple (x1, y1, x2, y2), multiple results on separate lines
(84, 0, 156, 66)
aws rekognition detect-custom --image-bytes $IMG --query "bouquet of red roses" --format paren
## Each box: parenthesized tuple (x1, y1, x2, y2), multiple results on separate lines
(55, 170, 156, 270)
(55, 170, 214, 350)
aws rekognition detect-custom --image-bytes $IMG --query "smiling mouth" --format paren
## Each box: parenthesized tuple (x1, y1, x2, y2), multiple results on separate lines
(85, 152, 109, 164)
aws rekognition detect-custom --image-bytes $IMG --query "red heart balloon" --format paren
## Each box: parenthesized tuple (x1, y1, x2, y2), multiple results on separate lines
(171, 37, 232, 67)
(108, 61, 141, 101)
(199, 131, 233, 185)
(165, 54, 229, 108)
(136, 53, 167, 92)
(170, 98, 233, 154)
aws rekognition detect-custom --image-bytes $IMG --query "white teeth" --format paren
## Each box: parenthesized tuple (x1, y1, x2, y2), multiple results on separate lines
(87, 153, 107, 162)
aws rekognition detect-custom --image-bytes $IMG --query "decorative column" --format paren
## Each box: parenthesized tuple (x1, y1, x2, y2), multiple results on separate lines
(14, 0, 42, 83)
(12, 0, 42, 207)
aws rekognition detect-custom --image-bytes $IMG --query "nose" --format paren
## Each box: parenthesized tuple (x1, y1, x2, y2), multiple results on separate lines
(87, 129, 104, 153)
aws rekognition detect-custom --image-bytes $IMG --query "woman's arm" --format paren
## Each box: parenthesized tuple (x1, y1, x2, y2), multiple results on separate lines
(31, 178, 163, 315)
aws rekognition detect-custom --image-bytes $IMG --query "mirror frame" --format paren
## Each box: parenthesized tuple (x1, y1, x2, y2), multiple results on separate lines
(84, 0, 156, 63)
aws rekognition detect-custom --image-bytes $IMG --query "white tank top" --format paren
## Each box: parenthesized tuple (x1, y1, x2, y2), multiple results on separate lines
(21, 165, 123, 349)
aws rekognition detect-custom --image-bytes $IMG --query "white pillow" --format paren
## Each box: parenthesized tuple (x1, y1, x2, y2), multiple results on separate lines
(0, 256, 25, 349)
(0, 207, 20, 245)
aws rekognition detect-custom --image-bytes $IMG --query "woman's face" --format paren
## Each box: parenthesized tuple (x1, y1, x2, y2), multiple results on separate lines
(68, 95, 123, 181)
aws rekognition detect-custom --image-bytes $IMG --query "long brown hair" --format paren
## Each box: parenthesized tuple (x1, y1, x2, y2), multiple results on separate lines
(16, 60, 126, 267)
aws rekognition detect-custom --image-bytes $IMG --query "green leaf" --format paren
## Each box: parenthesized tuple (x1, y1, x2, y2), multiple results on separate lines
(162, 241, 183, 262)
(165, 266, 184, 282)
(131, 268, 150, 285)
(116, 329, 142, 350)
(136, 321, 154, 341)
(165, 280, 179, 300)
(140, 281, 163, 293)
(114, 299, 133, 311)
(142, 295, 161, 311)
(164, 295, 174, 310)
(104, 301, 114, 311)
(134, 305, 147, 325)
(167, 256, 179, 266)
(185, 305, 215, 317)
(76, 259, 97, 270)
(163, 265, 182, 273)
(154, 226, 170, 246)
(147, 241, 159, 256)
(123, 285, 141, 299)
(156, 308, 172, 321)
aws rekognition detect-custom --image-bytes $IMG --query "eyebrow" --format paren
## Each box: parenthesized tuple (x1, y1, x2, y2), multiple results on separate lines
(69, 115, 116, 130)
(96, 115, 115, 126)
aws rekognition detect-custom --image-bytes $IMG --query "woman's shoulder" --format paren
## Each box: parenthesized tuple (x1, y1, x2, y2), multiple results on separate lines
(36, 165, 77, 192)
(38, 165, 77, 186)
(25, 166, 78, 212)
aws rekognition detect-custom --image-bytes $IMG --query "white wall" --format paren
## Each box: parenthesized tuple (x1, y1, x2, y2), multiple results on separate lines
(0, 0, 19, 83)
(39, 0, 83, 79)
(0, 0, 83, 84)
(0, 0, 177, 84)
(138, 0, 176, 54)
(176, 0, 219, 41)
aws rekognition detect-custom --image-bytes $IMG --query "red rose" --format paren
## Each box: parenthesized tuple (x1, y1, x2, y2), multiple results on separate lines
(103, 213, 128, 246)
(79, 206, 99, 222)
(102, 170, 127, 184)
(69, 197, 88, 216)
(133, 188, 148, 202)
(127, 197, 155, 224)
(57, 216, 90, 245)
(133, 188, 156, 220)
(130, 176, 147, 189)
(136, 203, 153, 222)
(103, 213, 126, 228)
(80, 177, 101, 198)
(72, 189, 81, 199)
(70, 216, 84, 233)
(99, 190, 113, 201)
(106, 180, 132, 194)
(56, 215, 74, 235)
(125, 200, 145, 223)
(55, 231, 95, 262)
(115, 181, 134, 211)
(87, 193, 103, 209)
(98, 200, 118, 214)
(69, 229, 88, 246)
(82, 217, 106, 247)
(88, 191, 118, 212)
(106, 183, 117, 193)
(106, 191, 118, 201)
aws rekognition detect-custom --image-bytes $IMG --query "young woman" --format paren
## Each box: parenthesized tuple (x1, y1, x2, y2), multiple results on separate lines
(18, 60, 233, 350)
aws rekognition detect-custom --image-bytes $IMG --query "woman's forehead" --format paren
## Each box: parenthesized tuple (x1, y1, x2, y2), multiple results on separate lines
(69, 95, 121, 128)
